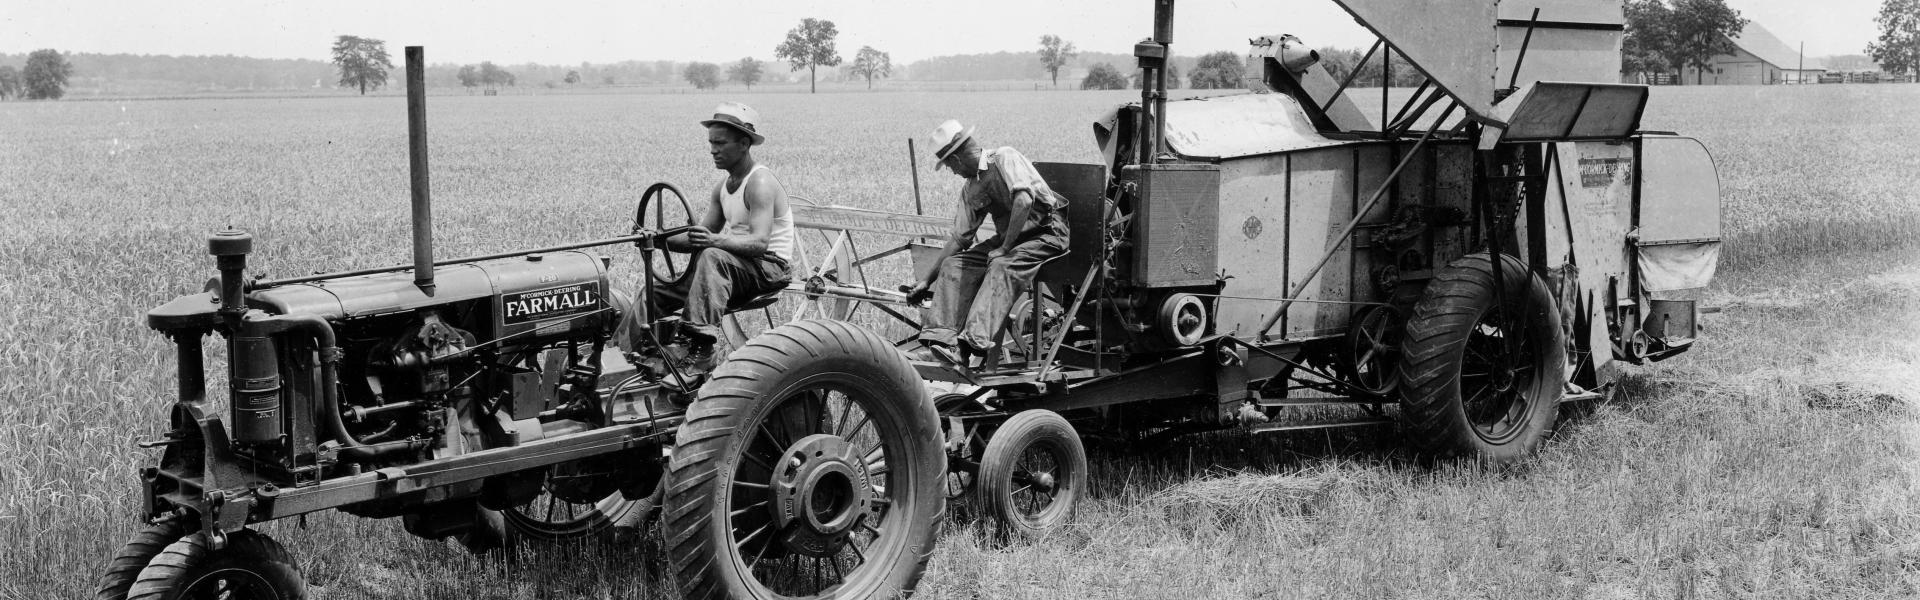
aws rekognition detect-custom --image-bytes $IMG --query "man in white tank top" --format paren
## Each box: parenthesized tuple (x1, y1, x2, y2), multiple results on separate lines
(651, 101, 794, 355)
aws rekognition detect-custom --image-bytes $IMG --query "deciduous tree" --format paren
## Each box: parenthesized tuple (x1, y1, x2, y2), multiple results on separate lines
(1623, 0, 1675, 82)
(850, 46, 891, 90)
(727, 58, 764, 89)
(1188, 51, 1246, 89)
(1082, 62, 1127, 90)
(330, 35, 394, 95)
(564, 70, 580, 84)
(1038, 35, 1078, 87)
(684, 62, 721, 89)
(1868, 0, 1920, 80)
(1667, 0, 1746, 85)
(23, 49, 74, 100)
(775, 18, 842, 93)
(457, 65, 479, 90)
(0, 65, 22, 100)
(479, 62, 513, 87)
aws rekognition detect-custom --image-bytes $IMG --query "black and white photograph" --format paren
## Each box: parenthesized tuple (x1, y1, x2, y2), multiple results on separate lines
(2, 0, 1916, 598)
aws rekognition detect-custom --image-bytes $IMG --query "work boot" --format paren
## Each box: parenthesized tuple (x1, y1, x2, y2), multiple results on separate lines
(680, 322, 722, 348)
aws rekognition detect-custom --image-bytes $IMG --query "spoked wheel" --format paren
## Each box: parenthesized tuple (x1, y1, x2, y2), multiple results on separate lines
(976, 409, 1086, 541)
(500, 465, 647, 542)
(666, 320, 944, 600)
(1397, 253, 1566, 464)
(635, 181, 696, 283)
(96, 520, 189, 600)
(1342, 305, 1402, 396)
(127, 529, 305, 600)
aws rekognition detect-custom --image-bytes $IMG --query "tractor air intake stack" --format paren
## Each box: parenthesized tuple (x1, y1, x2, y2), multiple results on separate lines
(406, 46, 435, 294)
(1135, 0, 1174, 164)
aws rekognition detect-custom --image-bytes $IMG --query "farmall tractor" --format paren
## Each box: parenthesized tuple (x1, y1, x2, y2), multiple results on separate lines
(99, 50, 945, 600)
(98, 1, 1721, 599)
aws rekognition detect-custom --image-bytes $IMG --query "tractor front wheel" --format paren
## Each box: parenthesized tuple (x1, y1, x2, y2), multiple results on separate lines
(665, 319, 945, 600)
(126, 529, 305, 600)
(1396, 253, 1565, 464)
(95, 520, 189, 600)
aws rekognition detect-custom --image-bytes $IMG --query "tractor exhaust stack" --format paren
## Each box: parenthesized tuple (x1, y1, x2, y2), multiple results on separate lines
(405, 46, 435, 294)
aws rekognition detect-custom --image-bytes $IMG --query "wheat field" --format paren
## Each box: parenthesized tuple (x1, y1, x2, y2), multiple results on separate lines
(1, 83, 1918, 599)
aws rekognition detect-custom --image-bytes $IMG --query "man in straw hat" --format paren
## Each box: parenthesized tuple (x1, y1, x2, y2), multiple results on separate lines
(637, 101, 795, 365)
(907, 119, 1070, 357)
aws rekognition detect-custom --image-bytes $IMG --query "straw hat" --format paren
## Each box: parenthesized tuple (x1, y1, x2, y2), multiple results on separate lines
(928, 119, 976, 170)
(699, 101, 766, 145)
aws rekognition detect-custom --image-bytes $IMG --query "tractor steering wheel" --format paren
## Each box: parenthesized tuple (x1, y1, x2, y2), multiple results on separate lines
(634, 182, 696, 283)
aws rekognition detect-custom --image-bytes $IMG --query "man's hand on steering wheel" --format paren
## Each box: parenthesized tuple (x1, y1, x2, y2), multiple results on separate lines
(683, 225, 715, 249)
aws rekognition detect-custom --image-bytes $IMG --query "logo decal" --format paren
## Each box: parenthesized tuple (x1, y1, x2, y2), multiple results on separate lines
(501, 282, 601, 325)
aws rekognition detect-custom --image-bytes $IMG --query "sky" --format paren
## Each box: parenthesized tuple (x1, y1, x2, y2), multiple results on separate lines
(0, 0, 1887, 66)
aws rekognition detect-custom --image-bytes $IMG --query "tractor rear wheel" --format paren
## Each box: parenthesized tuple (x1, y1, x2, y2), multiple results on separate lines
(665, 319, 944, 600)
(1396, 253, 1565, 464)
(95, 520, 189, 600)
(127, 529, 305, 600)
(976, 409, 1086, 540)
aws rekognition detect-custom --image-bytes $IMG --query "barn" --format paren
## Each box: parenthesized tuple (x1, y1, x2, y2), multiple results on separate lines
(1680, 22, 1825, 85)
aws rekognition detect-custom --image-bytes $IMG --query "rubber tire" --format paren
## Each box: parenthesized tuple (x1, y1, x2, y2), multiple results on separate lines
(977, 409, 1087, 540)
(665, 319, 945, 600)
(128, 529, 305, 600)
(95, 520, 189, 600)
(1397, 253, 1565, 464)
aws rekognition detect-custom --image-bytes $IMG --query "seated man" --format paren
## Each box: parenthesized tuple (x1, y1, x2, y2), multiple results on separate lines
(906, 119, 1069, 356)
(634, 102, 794, 362)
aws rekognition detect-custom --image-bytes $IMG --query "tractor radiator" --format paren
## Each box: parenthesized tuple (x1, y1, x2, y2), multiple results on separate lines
(1126, 163, 1219, 287)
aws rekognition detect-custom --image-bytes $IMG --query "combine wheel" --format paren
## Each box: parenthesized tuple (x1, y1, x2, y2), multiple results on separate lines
(95, 520, 189, 600)
(500, 462, 650, 542)
(1396, 253, 1565, 464)
(976, 409, 1086, 540)
(1342, 305, 1401, 396)
(665, 319, 944, 600)
(127, 529, 305, 600)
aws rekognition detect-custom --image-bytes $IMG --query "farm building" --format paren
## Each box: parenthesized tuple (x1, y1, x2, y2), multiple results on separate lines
(1679, 22, 1824, 85)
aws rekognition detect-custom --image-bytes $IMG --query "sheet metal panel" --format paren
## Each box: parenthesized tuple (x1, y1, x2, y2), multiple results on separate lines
(1496, 82, 1647, 141)
(1637, 137, 1720, 243)
(1213, 156, 1295, 339)
(1498, 28, 1623, 86)
(1130, 164, 1221, 288)
(1162, 93, 1347, 159)
(1284, 147, 1357, 339)
(1333, 0, 1500, 123)
(1554, 141, 1635, 378)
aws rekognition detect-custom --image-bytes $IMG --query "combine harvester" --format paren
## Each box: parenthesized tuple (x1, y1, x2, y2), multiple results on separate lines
(778, 0, 1721, 537)
(99, 1, 1718, 599)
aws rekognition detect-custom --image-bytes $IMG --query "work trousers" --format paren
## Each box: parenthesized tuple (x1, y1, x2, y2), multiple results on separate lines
(929, 225, 1067, 349)
(652, 249, 790, 327)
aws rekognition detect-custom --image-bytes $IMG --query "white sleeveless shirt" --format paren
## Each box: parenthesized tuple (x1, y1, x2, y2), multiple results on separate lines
(719, 165, 795, 263)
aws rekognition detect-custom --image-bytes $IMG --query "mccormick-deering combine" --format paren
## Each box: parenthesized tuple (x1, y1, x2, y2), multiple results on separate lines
(99, 1, 1719, 599)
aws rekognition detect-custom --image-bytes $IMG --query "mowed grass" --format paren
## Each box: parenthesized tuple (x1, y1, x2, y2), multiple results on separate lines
(0, 83, 1916, 598)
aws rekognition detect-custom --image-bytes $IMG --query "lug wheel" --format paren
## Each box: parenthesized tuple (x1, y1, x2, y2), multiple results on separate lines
(96, 520, 189, 600)
(977, 409, 1086, 540)
(1397, 253, 1566, 464)
(127, 530, 305, 600)
(666, 320, 944, 600)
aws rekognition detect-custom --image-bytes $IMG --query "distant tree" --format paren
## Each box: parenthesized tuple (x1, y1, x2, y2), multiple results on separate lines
(1188, 51, 1246, 89)
(330, 35, 394, 94)
(457, 64, 479, 90)
(684, 62, 721, 89)
(0, 66, 21, 100)
(727, 57, 764, 89)
(1666, 0, 1747, 84)
(603, 75, 617, 85)
(1037, 35, 1078, 87)
(23, 49, 74, 100)
(775, 18, 842, 93)
(1868, 0, 1920, 80)
(1082, 62, 1128, 90)
(1130, 62, 1181, 89)
(564, 70, 580, 84)
(1623, 0, 1675, 82)
(850, 46, 891, 89)
(479, 61, 513, 87)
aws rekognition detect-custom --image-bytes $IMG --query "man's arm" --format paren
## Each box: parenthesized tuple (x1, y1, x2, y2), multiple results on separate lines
(996, 190, 1036, 257)
(663, 185, 727, 253)
(910, 201, 985, 293)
